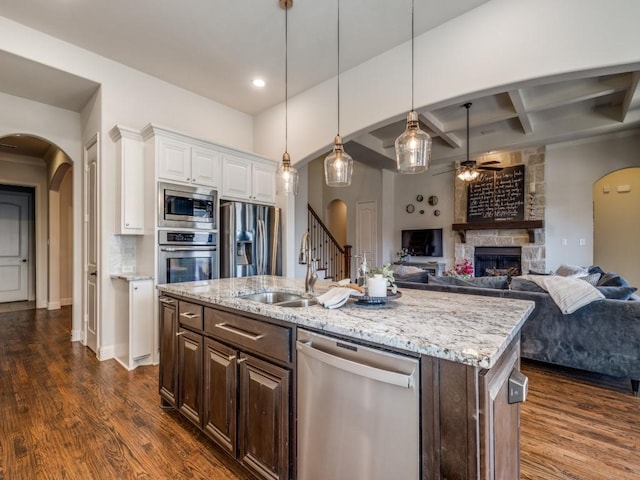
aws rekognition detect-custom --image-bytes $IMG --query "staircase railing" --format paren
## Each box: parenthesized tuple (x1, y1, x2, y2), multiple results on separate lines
(307, 204, 352, 281)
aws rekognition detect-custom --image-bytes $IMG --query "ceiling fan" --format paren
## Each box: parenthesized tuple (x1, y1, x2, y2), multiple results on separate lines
(456, 102, 502, 181)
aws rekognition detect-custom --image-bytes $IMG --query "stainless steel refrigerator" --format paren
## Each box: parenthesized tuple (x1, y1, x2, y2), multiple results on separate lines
(220, 201, 282, 278)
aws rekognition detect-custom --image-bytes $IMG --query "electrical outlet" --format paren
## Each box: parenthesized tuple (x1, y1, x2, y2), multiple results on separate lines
(579, 238, 586, 246)
(561, 238, 568, 246)
(122, 265, 134, 273)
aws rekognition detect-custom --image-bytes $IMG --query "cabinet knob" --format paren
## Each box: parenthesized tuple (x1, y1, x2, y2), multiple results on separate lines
(125, 223, 129, 227)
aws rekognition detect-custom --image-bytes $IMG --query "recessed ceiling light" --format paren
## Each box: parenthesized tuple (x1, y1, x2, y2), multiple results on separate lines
(252, 78, 266, 88)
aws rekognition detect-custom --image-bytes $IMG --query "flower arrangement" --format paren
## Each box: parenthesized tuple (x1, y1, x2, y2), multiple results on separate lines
(368, 263, 398, 294)
(396, 247, 410, 261)
(445, 259, 474, 278)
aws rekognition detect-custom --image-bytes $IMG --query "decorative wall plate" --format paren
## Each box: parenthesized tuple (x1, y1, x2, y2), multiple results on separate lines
(406, 204, 415, 213)
(416, 195, 424, 202)
(434, 209, 441, 216)
(428, 195, 439, 206)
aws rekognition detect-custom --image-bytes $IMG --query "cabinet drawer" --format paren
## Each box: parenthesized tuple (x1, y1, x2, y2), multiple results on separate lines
(178, 301, 204, 330)
(204, 308, 291, 363)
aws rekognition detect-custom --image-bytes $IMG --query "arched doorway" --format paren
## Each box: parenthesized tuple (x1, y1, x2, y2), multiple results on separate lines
(593, 167, 640, 287)
(0, 134, 74, 310)
(327, 199, 347, 246)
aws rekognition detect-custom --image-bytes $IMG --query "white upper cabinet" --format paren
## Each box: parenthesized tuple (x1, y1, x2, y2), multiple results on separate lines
(157, 136, 222, 188)
(222, 155, 276, 204)
(191, 146, 222, 187)
(252, 161, 277, 204)
(110, 125, 145, 235)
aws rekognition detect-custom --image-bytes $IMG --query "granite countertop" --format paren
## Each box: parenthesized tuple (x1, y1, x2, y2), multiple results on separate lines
(157, 275, 535, 369)
(111, 273, 154, 281)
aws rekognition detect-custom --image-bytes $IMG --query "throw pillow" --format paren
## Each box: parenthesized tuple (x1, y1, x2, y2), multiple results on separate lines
(588, 265, 605, 275)
(555, 264, 589, 277)
(597, 272, 630, 287)
(596, 286, 638, 300)
(578, 272, 601, 286)
(510, 277, 547, 293)
(528, 269, 551, 275)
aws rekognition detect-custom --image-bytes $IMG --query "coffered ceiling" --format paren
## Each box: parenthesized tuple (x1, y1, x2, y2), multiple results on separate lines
(1, 0, 639, 168)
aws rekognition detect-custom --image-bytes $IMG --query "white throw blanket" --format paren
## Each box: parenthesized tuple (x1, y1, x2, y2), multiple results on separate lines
(518, 275, 605, 314)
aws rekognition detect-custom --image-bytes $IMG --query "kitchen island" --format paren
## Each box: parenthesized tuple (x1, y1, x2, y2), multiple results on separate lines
(157, 275, 535, 480)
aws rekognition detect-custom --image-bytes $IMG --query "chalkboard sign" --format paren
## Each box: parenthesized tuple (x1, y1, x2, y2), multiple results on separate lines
(466, 165, 525, 223)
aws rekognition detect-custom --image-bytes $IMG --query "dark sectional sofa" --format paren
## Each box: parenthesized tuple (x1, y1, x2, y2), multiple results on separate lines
(395, 272, 640, 394)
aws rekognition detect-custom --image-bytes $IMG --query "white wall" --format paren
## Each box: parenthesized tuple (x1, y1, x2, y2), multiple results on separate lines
(545, 132, 640, 271)
(0, 17, 257, 358)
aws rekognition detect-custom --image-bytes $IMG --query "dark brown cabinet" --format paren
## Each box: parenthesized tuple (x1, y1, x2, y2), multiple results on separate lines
(159, 296, 178, 407)
(203, 337, 237, 455)
(160, 296, 292, 480)
(238, 353, 290, 480)
(177, 329, 203, 426)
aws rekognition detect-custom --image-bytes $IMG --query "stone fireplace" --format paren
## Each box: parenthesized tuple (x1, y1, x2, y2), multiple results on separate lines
(453, 147, 546, 276)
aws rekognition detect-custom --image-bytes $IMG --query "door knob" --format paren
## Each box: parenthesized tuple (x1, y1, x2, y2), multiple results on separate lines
(21, 259, 27, 263)
(89, 272, 97, 277)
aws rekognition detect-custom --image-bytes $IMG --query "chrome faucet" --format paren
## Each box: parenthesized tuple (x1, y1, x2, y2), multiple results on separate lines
(299, 231, 318, 295)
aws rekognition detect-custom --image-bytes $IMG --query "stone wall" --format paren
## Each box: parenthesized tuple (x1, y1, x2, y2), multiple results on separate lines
(453, 147, 546, 274)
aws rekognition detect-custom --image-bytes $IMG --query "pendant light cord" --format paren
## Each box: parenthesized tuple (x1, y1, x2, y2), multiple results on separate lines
(337, 0, 341, 135)
(411, 0, 414, 111)
(284, 5, 288, 157)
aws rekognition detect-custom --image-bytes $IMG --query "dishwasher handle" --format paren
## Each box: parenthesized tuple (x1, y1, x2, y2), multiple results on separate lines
(296, 340, 415, 388)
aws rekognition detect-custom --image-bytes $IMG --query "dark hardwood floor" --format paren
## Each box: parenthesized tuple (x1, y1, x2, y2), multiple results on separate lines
(1, 307, 638, 479)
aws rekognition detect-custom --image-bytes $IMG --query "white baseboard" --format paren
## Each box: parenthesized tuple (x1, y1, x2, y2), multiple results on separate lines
(61, 297, 72, 306)
(70, 329, 84, 342)
(98, 345, 115, 361)
(47, 301, 61, 310)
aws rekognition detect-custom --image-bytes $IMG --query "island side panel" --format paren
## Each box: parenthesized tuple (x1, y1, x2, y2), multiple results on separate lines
(438, 358, 480, 479)
(422, 334, 523, 479)
(479, 337, 522, 480)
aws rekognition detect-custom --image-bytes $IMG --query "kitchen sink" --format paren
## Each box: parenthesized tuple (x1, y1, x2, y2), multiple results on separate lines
(277, 298, 318, 308)
(240, 291, 303, 304)
(239, 292, 317, 308)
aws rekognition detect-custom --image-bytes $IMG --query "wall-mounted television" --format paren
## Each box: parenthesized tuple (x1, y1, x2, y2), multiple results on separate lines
(401, 228, 443, 257)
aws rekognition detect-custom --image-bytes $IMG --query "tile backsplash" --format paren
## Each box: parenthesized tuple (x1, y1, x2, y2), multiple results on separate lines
(110, 235, 136, 274)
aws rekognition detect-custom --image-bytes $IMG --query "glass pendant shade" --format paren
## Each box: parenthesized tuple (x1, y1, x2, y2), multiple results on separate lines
(457, 164, 479, 182)
(276, 152, 299, 195)
(395, 110, 432, 174)
(324, 135, 353, 187)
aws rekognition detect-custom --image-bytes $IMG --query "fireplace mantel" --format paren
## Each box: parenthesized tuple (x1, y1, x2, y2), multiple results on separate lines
(452, 220, 544, 243)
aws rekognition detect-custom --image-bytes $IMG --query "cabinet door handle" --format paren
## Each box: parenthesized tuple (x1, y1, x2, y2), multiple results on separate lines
(180, 312, 200, 319)
(176, 331, 186, 337)
(159, 297, 176, 305)
(215, 322, 265, 341)
(237, 357, 246, 364)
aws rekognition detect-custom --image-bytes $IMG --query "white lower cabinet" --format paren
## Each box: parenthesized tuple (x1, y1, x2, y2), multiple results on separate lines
(114, 277, 154, 370)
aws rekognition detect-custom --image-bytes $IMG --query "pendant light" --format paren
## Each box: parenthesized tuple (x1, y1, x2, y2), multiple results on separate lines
(395, 0, 432, 174)
(457, 102, 480, 182)
(324, 0, 353, 187)
(276, 0, 299, 196)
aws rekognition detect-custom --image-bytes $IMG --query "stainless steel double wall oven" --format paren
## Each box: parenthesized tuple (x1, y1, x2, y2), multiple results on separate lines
(158, 182, 219, 284)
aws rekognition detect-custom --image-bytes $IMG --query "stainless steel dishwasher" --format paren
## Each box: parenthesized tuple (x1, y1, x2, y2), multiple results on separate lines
(296, 329, 420, 480)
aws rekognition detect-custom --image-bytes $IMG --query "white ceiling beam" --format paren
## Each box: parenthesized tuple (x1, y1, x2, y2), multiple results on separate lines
(419, 112, 462, 149)
(508, 89, 534, 134)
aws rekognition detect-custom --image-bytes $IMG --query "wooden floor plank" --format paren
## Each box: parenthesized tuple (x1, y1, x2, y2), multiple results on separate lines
(1, 306, 638, 479)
